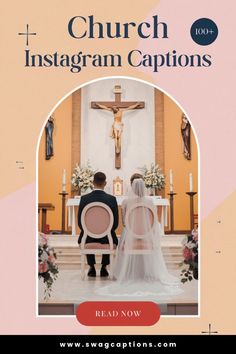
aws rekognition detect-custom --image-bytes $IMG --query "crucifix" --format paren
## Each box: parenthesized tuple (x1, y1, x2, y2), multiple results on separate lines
(91, 85, 145, 169)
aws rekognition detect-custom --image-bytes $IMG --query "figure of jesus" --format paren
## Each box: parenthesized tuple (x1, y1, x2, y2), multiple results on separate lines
(95, 102, 141, 154)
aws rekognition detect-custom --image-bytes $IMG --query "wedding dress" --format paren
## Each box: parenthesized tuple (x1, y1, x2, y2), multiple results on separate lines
(96, 179, 183, 299)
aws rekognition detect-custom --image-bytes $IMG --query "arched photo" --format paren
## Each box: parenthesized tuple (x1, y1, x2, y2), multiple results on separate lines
(38, 77, 199, 316)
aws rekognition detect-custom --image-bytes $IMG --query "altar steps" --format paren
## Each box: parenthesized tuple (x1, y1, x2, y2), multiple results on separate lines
(51, 245, 184, 270)
(48, 234, 185, 270)
(55, 259, 182, 270)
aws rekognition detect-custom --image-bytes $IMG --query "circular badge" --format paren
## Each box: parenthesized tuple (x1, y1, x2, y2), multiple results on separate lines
(190, 18, 218, 45)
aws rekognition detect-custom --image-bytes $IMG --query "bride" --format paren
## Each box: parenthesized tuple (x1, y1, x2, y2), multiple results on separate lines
(97, 177, 182, 298)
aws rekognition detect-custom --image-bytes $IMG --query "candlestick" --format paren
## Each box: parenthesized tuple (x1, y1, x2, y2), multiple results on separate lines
(59, 191, 68, 233)
(189, 173, 193, 192)
(62, 169, 66, 192)
(169, 169, 173, 192)
(186, 192, 197, 232)
(168, 192, 177, 233)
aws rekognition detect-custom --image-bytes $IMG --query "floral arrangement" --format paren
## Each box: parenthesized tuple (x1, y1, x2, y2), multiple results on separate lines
(180, 228, 198, 283)
(71, 162, 96, 193)
(38, 233, 59, 300)
(140, 163, 165, 191)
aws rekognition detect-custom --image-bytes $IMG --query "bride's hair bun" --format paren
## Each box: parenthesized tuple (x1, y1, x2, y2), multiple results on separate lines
(130, 173, 143, 185)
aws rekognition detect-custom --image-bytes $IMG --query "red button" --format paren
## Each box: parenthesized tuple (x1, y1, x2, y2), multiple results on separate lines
(76, 301, 160, 326)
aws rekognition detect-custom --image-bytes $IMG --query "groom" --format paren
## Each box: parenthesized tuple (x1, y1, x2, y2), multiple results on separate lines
(78, 172, 119, 277)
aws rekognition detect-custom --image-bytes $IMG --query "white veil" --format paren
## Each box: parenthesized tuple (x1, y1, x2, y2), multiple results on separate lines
(129, 177, 148, 198)
(96, 179, 183, 299)
(118, 179, 160, 272)
(114, 179, 177, 283)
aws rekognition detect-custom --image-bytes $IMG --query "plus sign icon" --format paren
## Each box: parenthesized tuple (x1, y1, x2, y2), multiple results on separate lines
(190, 18, 218, 45)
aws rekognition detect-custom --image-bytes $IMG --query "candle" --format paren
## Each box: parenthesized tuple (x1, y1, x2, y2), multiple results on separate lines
(189, 173, 193, 192)
(62, 169, 66, 192)
(169, 169, 173, 192)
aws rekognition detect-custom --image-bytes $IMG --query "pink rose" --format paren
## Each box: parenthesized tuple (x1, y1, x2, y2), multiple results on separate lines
(39, 262, 48, 273)
(48, 255, 55, 264)
(183, 247, 193, 261)
(38, 231, 47, 243)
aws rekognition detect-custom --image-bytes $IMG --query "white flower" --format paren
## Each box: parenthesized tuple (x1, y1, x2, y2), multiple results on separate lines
(185, 241, 195, 249)
(140, 163, 165, 190)
(40, 250, 49, 261)
(71, 161, 96, 191)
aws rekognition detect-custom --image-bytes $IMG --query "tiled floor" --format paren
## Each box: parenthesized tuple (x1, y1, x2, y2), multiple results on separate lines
(38, 268, 198, 304)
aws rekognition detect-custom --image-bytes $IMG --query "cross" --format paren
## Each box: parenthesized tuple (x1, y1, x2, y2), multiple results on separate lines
(201, 323, 218, 335)
(91, 85, 145, 169)
(18, 24, 36, 46)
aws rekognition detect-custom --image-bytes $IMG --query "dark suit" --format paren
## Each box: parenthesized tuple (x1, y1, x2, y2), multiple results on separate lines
(78, 190, 119, 266)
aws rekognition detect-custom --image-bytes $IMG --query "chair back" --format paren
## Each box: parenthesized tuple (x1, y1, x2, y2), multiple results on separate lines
(124, 202, 157, 251)
(125, 202, 156, 238)
(80, 202, 114, 248)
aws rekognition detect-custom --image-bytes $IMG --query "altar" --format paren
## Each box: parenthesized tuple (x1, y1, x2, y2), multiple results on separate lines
(66, 196, 169, 237)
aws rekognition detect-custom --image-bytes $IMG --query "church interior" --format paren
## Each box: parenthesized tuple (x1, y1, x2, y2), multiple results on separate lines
(38, 78, 199, 316)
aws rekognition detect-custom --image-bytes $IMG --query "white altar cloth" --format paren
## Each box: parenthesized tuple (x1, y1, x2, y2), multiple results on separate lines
(66, 196, 169, 236)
